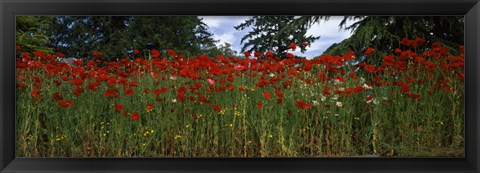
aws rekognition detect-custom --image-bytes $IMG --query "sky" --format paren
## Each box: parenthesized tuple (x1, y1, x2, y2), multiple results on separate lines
(199, 16, 358, 59)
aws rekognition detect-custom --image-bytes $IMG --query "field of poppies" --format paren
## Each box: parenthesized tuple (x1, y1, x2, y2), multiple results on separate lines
(16, 38, 464, 157)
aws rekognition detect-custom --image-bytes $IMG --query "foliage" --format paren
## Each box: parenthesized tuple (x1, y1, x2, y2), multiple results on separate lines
(16, 16, 55, 54)
(16, 40, 464, 157)
(48, 16, 217, 60)
(234, 16, 323, 58)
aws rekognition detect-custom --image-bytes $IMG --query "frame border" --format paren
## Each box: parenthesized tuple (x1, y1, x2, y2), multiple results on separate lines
(1, 0, 479, 172)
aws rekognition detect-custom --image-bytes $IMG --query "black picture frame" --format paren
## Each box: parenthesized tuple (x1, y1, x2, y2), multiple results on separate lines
(1, 0, 479, 172)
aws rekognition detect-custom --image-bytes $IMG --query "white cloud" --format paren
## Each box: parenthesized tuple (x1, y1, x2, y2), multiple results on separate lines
(200, 16, 359, 58)
(213, 33, 234, 46)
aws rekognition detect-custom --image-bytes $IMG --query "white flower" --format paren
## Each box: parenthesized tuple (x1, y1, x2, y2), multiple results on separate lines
(320, 95, 327, 102)
(360, 77, 366, 83)
(336, 102, 343, 107)
(363, 84, 373, 90)
(334, 114, 340, 117)
(312, 100, 319, 106)
(331, 95, 339, 101)
(169, 76, 177, 81)
(172, 99, 177, 103)
(334, 79, 342, 85)
(373, 99, 379, 105)
(269, 73, 275, 77)
(383, 97, 388, 100)
(338, 87, 345, 92)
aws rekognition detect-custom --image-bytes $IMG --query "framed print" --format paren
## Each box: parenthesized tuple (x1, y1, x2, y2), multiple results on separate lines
(1, 0, 479, 172)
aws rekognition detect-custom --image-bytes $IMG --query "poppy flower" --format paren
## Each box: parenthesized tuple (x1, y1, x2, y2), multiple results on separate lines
(254, 51, 262, 58)
(17, 83, 26, 88)
(32, 89, 41, 97)
(73, 87, 84, 96)
(112, 104, 124, 113)
(263, 92, 271, 100)
(302, 41, 309, 47)
(52, 92, 63, 101)
(16, 44, 21, 50)
(151, 49, 161, 58)
(88, 82, 100, 91)
(243, 51, 251, 57)
(256, 102, 263, 109)
(55, 52, 65, 58)
(239, 86, 245, 92)
(354, 86, 364, 94)
(104, 88, 119, 98)
(58, 100, 73, 108)
(71, 78, 84, 86)
(131, 112, 139, 121)
(124, 88, 134, 96)
(265, 51, 273, 58)
(295, 99, 311, 109)
(364, 48, 374, 56)
(133, 49, 140, 55)
(289, 42, 297, 51)
(365, 65, 375, 73)
(212, 105, 221, 112)
(146, 103, 154, 112)
(286, 53, 295, 59)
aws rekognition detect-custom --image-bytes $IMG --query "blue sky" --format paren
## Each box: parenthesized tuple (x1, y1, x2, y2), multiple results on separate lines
(198, 16, 357, 59)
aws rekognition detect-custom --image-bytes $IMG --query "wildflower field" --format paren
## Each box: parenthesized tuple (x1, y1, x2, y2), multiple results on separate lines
(16, 38, 464, 157)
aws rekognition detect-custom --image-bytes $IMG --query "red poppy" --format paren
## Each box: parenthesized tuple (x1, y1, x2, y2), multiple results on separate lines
(146, 103, 154, 111)
(124, 88, 134, 96)
(295, 99, 311, 109)
(239, 86, 245, 92)
(405, 76, 414, 83)
(55, 52, 65, 58)
(17, 83, 26, 88)
(212, 105, 221, 112)
(302, 41, 309, 47)
(16, 44, 21, 50)
(153, 89, 162, 95)
(364, 48, 374, 56)
(88, 81, 100, 91)
(131, 112, 139, 121)
(322, 86, 331, 95)
(349, 72, 357, 79)
(354, 86, 364, 94)
(151, 49, 161, 58)
(32, 89, 41, 97)
(254, 51, 262, 58)
(104, 88, 119, 98)
(289, 42, 297, 51)
(243, 51, 251, 57)
(263, 92, 271, 100)
(401, 83, 411, 92)
(133, 49, 140, 55)
(365, 65, 375, 73)
(265, 51, 273, 58)
(73, 87, 84, 96)
(115, 103, 124, 112)
(256, 102, 263, 109)
(52, 92, 63, 101)
(58, 100, 73, 108)
(71, 78, 84, 86)
(286, 53, 294, 59)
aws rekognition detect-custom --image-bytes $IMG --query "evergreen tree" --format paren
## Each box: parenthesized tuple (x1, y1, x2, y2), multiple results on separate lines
(234, 16, 322, 58)
(16, 16, 55, 54)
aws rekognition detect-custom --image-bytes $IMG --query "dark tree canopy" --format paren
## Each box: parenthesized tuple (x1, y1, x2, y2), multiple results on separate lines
(323, 16, 464, 65)
(16, 16, 218, 61)
(234, 16, 325, 58)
